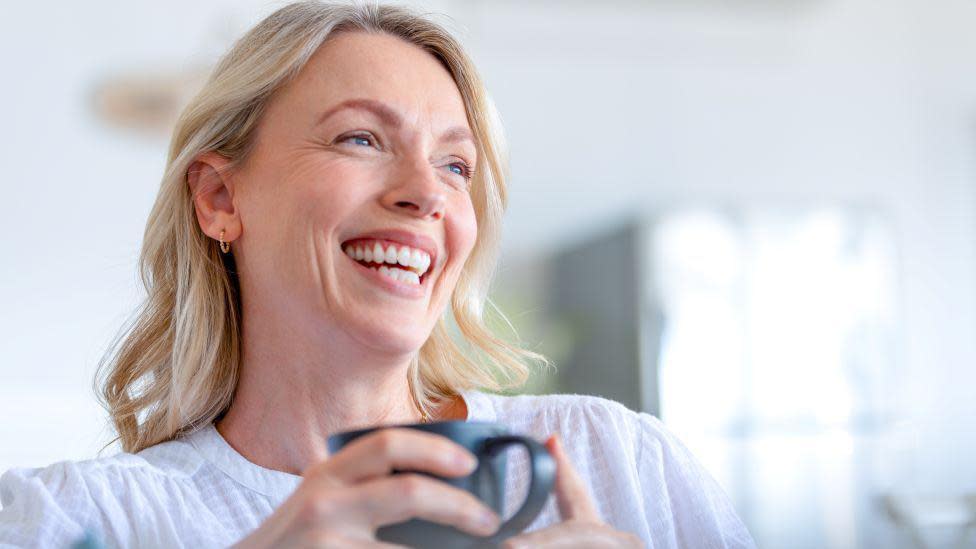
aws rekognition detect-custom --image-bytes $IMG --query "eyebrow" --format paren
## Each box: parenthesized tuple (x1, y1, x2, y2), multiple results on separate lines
(316, 98, 475, 146)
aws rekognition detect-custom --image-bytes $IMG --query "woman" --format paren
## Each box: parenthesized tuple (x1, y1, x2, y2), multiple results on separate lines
(0, 3, 755, 548)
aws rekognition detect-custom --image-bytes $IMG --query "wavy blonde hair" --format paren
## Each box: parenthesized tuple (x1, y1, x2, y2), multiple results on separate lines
(96, 1, 546, 453)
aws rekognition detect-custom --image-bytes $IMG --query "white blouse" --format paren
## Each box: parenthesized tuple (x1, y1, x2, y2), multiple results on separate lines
(0, 391, 756, 548)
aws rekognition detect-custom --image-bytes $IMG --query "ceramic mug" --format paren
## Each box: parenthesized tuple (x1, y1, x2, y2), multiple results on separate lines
(327, 421, 555, 548)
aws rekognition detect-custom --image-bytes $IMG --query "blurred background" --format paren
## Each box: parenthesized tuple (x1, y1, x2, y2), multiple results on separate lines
(1, 0, 974, 547)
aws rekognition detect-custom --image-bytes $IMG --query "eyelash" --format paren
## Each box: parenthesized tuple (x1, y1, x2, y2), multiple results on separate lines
(338, 132, 475, 183)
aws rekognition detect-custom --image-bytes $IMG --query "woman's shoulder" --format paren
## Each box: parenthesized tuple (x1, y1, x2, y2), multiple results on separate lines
(466, 391, 667, 466)
(2, 434, 205, 494)
(473, 391, 634, 417)
(0, 436, 206, 547)
(465, 390, 708, 483)
(466, 390, 665, 443)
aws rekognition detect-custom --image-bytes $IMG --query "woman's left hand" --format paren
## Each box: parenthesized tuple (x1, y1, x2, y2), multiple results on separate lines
(501, 434, 643, 548)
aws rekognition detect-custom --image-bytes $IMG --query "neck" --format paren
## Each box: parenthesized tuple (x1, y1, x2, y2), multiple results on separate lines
(214, 300, 465, 476)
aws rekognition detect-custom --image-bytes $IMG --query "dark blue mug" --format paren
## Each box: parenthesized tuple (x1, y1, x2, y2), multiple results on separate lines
(327, 421, 555, 548)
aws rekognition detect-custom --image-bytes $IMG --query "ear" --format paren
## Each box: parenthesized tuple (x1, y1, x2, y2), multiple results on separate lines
(187, 152, 241, 245)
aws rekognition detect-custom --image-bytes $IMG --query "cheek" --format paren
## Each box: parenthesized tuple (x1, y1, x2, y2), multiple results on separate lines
(243, 158, 371, 283)
(292, 160, 371, 227)
(449, 196, 479, 263)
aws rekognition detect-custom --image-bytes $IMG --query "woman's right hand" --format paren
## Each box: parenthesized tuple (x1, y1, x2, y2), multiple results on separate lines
(231, 428, 501, 548)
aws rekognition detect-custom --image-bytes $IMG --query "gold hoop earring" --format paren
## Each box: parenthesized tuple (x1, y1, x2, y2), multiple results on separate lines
(219, 229, 231, 254)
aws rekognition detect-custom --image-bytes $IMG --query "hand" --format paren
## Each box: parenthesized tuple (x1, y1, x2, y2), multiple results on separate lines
(231, 429, 501, 548)
(501, 434, 642, 548)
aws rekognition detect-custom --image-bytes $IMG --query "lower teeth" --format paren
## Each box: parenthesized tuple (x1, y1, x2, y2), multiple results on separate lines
(362, 262, 420, 285)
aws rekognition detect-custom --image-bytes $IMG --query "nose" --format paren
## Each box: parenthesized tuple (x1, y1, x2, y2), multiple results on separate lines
(381, 158, 447, 221)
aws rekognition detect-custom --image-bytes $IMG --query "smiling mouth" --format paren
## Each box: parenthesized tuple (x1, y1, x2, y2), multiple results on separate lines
(341, 239, 433, 286)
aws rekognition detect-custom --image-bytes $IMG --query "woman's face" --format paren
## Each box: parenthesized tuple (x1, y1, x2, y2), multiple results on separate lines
(231, 31, 478, 357)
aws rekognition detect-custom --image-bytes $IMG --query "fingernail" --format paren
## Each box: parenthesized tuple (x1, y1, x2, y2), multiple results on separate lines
(455, 452, 478, 472)
(549, 433, 562, 452)
(478, 510, 500, 533)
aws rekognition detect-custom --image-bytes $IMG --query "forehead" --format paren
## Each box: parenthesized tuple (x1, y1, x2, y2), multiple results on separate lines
(284, 31, 470, 129)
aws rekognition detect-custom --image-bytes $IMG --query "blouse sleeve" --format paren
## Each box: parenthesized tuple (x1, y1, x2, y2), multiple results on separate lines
(634, 412, 757, 549)
(0, 464, 94, 548)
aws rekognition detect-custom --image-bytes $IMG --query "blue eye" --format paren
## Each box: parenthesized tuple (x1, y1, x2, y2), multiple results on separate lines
(345, 135, 373, 147)
(447, 161, 473, 181)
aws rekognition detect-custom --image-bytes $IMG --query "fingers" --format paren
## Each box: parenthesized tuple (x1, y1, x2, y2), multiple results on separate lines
(354, 473, 501, 537)
(313, 429, 479, 484)
(296, 429, 499, 541)
(546, 434, 600, 522)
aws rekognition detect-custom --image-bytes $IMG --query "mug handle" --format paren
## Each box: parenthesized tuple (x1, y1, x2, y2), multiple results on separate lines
(480, 435, 556, 540)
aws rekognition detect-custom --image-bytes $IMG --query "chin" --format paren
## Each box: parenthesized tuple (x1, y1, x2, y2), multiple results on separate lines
(347, 314, 433, 358)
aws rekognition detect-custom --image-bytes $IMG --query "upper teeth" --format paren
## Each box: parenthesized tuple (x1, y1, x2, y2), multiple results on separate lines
(343, 241, 432, 276)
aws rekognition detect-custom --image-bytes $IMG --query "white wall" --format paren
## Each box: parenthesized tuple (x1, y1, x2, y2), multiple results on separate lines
(1, 0, 973, 534)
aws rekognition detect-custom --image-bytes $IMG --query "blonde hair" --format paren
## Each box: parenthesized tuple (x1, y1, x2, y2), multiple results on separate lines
(97, 1, 546, 453)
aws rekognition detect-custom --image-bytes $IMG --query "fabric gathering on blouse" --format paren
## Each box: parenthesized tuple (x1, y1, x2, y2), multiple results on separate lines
(0, 391, 757, 548)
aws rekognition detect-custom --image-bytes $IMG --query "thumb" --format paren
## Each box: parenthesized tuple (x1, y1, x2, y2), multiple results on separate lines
(545, 433, 600, 522)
